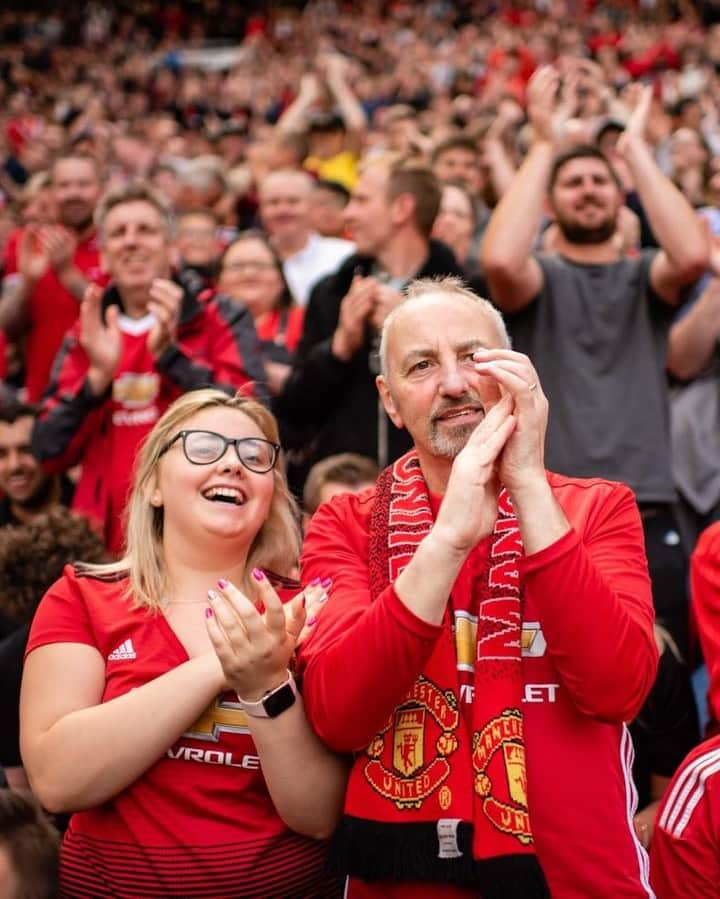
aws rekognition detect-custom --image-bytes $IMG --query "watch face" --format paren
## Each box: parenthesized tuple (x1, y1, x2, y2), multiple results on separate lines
(263, 682, 297, 718)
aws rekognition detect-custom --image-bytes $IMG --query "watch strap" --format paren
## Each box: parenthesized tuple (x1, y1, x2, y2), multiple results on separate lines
(236, 670, 297, 718)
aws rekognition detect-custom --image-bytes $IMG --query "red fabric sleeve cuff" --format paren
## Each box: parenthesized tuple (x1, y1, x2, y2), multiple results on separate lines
(518, 527, 581, 575)
(383, 584, 445, 641)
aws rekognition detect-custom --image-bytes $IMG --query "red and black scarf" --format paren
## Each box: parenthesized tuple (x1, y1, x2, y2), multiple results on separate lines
(329, 452, 549, 897)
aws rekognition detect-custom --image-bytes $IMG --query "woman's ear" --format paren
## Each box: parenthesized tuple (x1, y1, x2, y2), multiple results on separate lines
(145, 475, 163, 508)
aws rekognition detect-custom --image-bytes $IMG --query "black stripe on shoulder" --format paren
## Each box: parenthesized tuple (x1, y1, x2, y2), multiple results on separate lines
(73, 564, 129, 582)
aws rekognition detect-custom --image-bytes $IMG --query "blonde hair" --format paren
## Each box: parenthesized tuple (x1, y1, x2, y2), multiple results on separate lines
(79, 389, 301, 610)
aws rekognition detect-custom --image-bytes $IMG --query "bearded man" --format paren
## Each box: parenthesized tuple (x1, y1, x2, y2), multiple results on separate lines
(480, 65, 708, 657)
(300, 278, 658, 898)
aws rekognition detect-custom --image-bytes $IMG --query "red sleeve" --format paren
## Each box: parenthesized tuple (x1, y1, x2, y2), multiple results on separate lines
(25, 565, 97, 656)
(205, 299, 265, 393)
(299, 491, 443, 752)
(3, 229, 20, 276)
(0, 330, 7, 381)
(650, 739, 720, 898)
(691, 523, 720, 723)
(520, 482, 657, 722)
(285, 306, 305, 354)
(157, 298, 268, 403)
(31, 331, 106, 473)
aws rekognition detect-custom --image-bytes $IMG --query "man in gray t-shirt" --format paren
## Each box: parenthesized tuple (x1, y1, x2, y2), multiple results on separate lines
(481, 65, 708, 655)
(508, 251, 674, 503)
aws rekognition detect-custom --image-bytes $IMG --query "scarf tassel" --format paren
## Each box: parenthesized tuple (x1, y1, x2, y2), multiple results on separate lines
(329, 815, 550, 897)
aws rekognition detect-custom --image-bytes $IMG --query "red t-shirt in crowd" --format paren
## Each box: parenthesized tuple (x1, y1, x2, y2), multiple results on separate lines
(650, 734, 720, 898)
(690, 521, 720, 734)
(25, 565, 340, 898)
(300, 472, 658, 898)
(4, 227, 105, 401)
(255, 306, 305, 354)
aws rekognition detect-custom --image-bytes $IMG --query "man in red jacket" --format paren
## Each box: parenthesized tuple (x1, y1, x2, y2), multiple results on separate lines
(31, 181, 266, 553)
(0, 154, 106, 401)
(300, 277, 658, 898)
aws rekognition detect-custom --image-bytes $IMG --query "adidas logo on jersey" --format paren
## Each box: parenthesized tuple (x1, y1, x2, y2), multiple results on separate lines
(108, 639, 137, 661)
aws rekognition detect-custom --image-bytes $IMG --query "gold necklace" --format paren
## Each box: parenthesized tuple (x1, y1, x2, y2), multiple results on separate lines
(161, 596, 209, 607)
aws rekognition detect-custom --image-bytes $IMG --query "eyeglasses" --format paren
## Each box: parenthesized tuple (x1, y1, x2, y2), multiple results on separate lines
(221, 260, 278, 273)
(158, 430, 280, 473)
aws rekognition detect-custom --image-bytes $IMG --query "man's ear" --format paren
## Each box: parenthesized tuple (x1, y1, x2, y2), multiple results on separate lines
(376, 374, 404, 429)
(390, 192, 415, 229)
(543, 196, 556, 221)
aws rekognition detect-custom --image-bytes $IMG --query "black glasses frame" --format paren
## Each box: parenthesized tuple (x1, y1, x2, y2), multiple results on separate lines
(158, 429, 280, 474)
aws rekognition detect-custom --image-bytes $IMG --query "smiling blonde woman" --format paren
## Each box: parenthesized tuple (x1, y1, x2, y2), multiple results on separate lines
(20, 388, 346, 898)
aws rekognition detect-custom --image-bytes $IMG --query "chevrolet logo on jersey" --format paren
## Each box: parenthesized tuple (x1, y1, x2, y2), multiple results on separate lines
(521, 622, 546, 658)
(184, 696, 250, 742)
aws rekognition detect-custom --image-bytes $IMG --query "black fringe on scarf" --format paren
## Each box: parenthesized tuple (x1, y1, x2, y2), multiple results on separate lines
(328, 815, 550, 898)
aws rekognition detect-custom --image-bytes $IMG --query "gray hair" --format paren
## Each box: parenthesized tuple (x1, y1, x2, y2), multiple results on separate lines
(95, 180, 175, 242)
(379, 276, 511, 375)
(176, 154, 228, 193)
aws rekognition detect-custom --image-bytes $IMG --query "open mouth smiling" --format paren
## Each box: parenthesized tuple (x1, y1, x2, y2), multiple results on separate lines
(202, 486, 246, 505)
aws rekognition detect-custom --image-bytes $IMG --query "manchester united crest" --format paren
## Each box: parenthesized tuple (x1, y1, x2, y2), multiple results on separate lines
(365, 676, 460, 809)
(472, 709, 533, 845)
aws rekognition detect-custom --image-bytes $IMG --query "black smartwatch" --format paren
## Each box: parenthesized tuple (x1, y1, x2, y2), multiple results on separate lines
(236, 671, 298, 719)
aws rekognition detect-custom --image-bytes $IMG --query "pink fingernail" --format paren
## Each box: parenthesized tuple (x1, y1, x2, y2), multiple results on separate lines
(205, 607, 213, 618)
(310, 576, 321, 586)
(217, 578, 229, 589)
(321, 577, 332, 589)
(252, 568, 265, 581)
(307, 615, 318, 626)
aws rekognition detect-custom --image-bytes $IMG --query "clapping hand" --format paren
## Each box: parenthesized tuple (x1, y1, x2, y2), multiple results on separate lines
(617, 82, 653, 152)
(472, 349, 548, 494)
(369, 282, 404, 331)
(434, 393, 516, 552)
(526, 66, 562, 145)
(206, 571, 330, 699)
(17, 226, 50, 285)
(80, 283, 122, 395)
(332, 275, 376, 361)
(147, 278, 183, 357)
(41, 225, 77, 274)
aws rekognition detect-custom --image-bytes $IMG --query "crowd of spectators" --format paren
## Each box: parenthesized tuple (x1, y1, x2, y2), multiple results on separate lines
(4, 0, 720, 894)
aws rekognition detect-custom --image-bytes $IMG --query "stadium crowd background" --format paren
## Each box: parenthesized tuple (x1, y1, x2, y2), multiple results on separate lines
(3, 0, 720, 894)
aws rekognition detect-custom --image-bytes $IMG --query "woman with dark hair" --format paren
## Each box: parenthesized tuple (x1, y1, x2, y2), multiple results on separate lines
(218, 231, 305, 396)
(20, 389, 345, 897)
